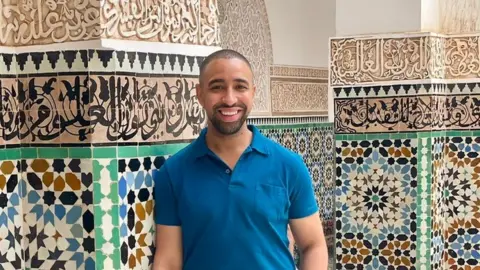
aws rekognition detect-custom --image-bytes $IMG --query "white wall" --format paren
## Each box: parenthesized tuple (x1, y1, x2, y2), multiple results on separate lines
(264, 0, 335, 68)
(336, 0, 422, 36)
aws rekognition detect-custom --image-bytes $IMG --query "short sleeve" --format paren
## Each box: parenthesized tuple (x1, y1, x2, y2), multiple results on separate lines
(288, 154, 319, 219)
(153, 164, 181, 226)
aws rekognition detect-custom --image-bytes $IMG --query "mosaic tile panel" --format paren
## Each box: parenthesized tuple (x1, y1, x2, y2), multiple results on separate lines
(417, 136, 432, 269)
(444, 136, 480, 269)
(431, 136, 446, 270)
(258, 123, 335, 267)
(118, 156, 164, 270)
(23, 158, 95, 269)
(0, 159, 24, 270)
(335, 138, 418, 270)
(0, 120, 336, 269)
(93, 158, 121, 270)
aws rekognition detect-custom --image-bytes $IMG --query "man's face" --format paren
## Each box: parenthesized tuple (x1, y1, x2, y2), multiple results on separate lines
(196, 58, 255, 135)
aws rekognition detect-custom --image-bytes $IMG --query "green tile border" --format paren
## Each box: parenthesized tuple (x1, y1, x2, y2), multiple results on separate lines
(416, 136, 432, 269)
(93, 147, 117, 158)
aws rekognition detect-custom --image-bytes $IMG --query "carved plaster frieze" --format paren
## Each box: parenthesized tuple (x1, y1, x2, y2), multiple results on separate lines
(331, 34, 480, 86)
(270, 65, 328, 79)
(270, 65, 328, 115)
(330, 35, 445, 86)
(0, 0, 220, 46)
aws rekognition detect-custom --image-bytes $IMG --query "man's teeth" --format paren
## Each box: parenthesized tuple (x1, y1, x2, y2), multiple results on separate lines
(221, 111, 238, 116)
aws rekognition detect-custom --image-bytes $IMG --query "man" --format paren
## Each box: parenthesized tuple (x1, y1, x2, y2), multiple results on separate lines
(153, 49, 328, 270)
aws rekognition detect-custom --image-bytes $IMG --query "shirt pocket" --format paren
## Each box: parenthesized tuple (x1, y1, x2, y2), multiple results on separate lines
(254, 183, 288, 221)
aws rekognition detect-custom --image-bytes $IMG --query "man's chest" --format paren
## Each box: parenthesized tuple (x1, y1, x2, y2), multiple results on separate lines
(176, 166, 291, 225)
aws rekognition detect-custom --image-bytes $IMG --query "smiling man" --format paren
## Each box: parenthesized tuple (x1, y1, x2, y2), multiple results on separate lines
(153, 49, 328, 270)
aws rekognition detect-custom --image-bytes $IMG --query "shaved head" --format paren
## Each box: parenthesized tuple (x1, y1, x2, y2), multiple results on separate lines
(199, 49, 253, 85)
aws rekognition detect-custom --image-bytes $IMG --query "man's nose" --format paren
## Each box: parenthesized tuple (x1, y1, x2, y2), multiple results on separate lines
(222, 89, 237, 105)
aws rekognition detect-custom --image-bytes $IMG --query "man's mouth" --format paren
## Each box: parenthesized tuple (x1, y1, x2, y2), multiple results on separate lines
(218, 109, 240, 116)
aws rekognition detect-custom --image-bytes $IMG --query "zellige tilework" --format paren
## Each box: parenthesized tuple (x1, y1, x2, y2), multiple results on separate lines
(336, 138, 418, 269)
(23, 158, 95, 269)
(444, 136, 480, 269)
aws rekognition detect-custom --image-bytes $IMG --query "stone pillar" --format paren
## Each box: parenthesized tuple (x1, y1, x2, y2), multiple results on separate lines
(331, 1, 480, 269)
(0, 1, 221, 269)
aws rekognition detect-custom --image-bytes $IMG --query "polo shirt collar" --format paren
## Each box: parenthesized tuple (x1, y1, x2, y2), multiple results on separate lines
(192, 124, 269, 159)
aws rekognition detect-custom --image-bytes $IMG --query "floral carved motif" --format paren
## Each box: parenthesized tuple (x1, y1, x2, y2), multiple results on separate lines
(0, 0, 220, 46)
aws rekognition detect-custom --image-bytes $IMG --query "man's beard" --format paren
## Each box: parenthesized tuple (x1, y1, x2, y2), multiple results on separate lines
(209, 103, 249, 135)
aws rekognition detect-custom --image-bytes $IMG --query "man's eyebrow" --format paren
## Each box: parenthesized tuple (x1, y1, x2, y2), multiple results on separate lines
(207, 78, 249, 86)
(233, 78, 249, 85)
(208, 78, 225, 86)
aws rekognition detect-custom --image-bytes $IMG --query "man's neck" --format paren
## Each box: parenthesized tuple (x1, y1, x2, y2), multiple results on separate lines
(205, 124, 253, 155)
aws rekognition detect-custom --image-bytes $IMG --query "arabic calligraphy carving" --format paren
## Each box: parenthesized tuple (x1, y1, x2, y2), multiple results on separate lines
(330, 34, 480, 86)
(0, 0, 220, 46)
(334, 85, 480, 133)
(330, 36, 445, 86)
(1, 75, 205, 144)
(445, 35, 480, 79)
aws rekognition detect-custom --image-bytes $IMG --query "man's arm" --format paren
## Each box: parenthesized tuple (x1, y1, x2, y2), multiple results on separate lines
(152, 164, 183, 270)
(153, 225, 183, 270)
(288, 154, 328, 270)
(290, 213, 328, 270)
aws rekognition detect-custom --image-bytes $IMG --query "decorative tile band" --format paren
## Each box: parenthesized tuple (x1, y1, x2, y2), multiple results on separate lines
(330, 34, 480, 86)
(0, 0, 220, 47)
(1, 75, 205, 145)
(334, 83, 480, 133)
(0, 50, 205, 76)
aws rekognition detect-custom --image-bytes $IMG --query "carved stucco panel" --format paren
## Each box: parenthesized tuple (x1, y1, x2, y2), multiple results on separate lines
(330, 33, 480, 86)
(218, 0, 273, 114)
(0, 0, 220, 46)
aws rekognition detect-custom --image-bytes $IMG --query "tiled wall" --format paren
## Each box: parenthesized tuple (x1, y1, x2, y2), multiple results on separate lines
(0, 119, 335, 269)
(331, 33, 480, 269)
(0, 1, 336, 269)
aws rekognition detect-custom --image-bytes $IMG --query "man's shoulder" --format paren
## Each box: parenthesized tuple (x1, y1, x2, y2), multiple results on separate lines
(162, 140, 197, 171)
(264, 137, 304, 166)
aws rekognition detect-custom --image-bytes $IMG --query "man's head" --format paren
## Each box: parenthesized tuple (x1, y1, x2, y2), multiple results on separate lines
(196, 49, 255, 136)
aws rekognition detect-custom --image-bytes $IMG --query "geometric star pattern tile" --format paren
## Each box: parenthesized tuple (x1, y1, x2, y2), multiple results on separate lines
(0, 160, 23, 270)
(444, 136, 480, 269)
(0, 122, 336, 270)
(23, 158, 95, 270)
(335, 138, 418, 270)
(259, 124, 335, 266)
(119, 156, 162, 270)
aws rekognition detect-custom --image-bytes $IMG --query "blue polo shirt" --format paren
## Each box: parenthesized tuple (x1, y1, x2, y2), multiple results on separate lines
(154, 125, 318, 270)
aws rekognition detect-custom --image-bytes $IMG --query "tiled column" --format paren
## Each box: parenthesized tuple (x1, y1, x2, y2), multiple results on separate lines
(0, 1, 221, 269)
(331, 3, 480, 269)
